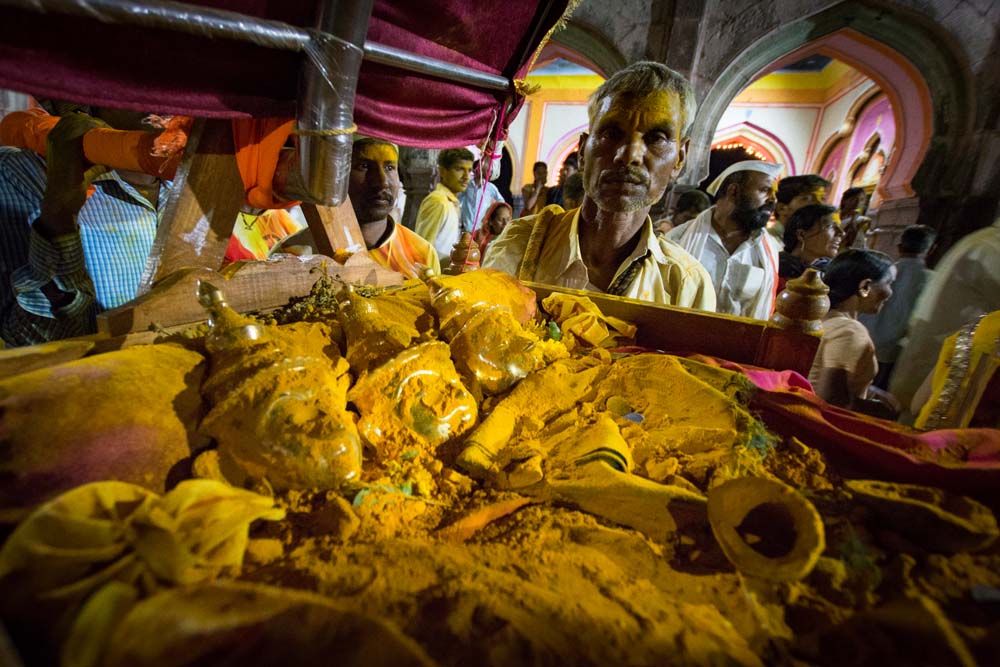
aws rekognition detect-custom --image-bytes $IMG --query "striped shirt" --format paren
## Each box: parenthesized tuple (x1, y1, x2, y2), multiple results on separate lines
(0, 147, 167, 347)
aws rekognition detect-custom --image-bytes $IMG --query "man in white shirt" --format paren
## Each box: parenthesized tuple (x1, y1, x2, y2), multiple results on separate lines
(667, 160, 782, 320)
(415, 148, 473, 257)
(458, 159, 506, 234)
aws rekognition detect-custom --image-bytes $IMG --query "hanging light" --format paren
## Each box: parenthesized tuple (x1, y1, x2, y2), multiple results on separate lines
(712, 142, 763, 160)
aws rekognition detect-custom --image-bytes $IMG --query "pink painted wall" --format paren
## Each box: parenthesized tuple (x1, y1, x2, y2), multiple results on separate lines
(846, 95, 895, 168)
(819, 140, 847, 194)
(813, 92, 896, 205)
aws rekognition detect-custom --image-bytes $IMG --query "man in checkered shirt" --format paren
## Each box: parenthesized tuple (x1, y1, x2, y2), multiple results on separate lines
(0, 109, 168, 347)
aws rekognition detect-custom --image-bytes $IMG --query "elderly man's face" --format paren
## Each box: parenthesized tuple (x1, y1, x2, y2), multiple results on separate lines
(349, 142, 400, 223)
(579, 90, 687, 214)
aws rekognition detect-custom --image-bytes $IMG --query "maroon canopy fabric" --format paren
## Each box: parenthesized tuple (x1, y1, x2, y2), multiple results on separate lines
(0, 0, 568, 148)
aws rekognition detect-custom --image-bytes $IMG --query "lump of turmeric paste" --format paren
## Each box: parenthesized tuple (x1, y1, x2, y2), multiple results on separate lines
(348, 341, 478, 464)
(198, 282, 361, 491)
(424, 271, 567, 397)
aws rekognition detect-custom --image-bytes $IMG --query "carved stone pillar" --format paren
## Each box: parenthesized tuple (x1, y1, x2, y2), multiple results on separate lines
(869, 196, 921, 257)
(398, 146, 438, 230)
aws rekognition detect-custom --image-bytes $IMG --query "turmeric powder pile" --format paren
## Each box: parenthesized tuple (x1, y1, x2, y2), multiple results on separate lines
(1, 269, 998, 667)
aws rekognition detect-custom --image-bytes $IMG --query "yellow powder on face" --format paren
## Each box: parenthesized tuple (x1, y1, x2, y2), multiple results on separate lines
(355, 142, 398, 166)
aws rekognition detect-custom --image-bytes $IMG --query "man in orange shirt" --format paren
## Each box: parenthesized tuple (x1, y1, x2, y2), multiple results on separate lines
(271, 138, 440, 278)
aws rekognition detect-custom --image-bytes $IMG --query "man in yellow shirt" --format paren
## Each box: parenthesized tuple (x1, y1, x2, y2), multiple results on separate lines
(415, 148, 474, 258)
(272, 138, 440, 279)
(483, 61, 715, 311)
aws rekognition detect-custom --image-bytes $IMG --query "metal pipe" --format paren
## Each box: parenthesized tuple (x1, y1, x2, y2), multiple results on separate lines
(1, 0, 512, 92)
(363, 42, 510, 92)
(2, 0, 311, 50)
(294, 0, 372, 205)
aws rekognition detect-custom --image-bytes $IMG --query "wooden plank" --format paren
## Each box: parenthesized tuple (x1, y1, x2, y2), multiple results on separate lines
(138, 119, 246, 293)
(300, 201, 367, 258)
(98, 254, 403, 337)
(757, 327, 821, 376)
(526, 282, 818, 376)
(0, 339, 94, 377)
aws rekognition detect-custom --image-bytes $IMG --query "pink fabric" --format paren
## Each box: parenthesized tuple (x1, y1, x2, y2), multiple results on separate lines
(686, 354, 1000, 504)
(0, 1, 567, 148)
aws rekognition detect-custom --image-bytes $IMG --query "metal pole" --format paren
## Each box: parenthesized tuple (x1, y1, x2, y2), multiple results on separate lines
(294, 0, 373, 205)
(363, 42, 510, 92)
(1, 0, 512, 92)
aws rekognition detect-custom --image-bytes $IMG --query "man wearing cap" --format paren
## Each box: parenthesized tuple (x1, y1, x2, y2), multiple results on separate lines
(666, 160, 782, 320)
(272, 137, 440, 279)
(483, 61, 715, 311)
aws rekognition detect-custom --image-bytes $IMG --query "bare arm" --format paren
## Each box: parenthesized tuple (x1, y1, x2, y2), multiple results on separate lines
(521, 181, 543, 213)
(813, 367, 899, 419)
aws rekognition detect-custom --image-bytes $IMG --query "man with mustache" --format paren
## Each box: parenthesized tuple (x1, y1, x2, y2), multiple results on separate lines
(273, 137, 440, 278)
(667, 160, 783, 320)
(482, 61, 715, 310)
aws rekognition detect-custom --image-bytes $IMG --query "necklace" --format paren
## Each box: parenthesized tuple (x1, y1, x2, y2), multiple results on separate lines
(240, 213, 258, 231)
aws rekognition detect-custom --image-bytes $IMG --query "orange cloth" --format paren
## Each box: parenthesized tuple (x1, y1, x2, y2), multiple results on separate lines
(368, 223, 441, 279)
(231, 118, 299, 210)
(0, 108, 190, 179)
(225, 209, 304, 264)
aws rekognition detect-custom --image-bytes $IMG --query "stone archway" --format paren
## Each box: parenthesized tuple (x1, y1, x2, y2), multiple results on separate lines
(682, 1, 971, 233)
(547, 20, 628, 78)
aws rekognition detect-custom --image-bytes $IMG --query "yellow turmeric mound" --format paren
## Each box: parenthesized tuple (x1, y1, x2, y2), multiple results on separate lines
(201, 316, 362, 491)
(0, 343, 206, 511)
(3, 272, 1000, 667)
(349, 342, 478, 464)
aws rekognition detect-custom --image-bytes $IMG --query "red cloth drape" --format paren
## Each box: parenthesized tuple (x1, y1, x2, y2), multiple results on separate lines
(0, 1, 568, 148)
(686, 354, 1000, 505)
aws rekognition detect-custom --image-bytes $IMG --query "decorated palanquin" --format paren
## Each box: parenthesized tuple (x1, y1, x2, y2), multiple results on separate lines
(2, 268, 1000, 667)
(2, 2, 1000, 666)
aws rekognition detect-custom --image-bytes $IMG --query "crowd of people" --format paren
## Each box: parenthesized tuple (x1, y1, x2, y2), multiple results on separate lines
(1, 60, 996, 428)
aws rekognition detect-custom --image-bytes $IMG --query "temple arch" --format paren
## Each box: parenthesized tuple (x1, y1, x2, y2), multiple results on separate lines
(683, 1, 971, 229)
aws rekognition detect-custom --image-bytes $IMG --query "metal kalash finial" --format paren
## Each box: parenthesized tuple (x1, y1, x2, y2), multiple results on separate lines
(197, 280, 263, 352)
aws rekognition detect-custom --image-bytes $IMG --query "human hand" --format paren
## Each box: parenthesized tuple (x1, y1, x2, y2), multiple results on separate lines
(866, 386, 902, 418)
(37, 113, 110, 238)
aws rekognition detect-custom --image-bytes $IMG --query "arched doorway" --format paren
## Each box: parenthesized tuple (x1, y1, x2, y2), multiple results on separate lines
(682, 1, 971, 242)
(505, 48, 606, 211)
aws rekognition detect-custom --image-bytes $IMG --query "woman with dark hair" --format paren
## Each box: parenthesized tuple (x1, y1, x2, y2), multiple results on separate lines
(778, 204, 843, 291)
(808, 249, 900, 418)
(473, 201, 513, 256)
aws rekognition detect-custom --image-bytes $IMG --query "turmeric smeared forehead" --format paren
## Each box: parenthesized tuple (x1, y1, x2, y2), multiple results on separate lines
(354, 141, 398, 164)
(593, 89, 684, 138)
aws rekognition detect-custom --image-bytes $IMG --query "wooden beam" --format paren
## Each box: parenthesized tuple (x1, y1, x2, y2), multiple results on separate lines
(98, 253, 402, 337)
(526, 282, 819, 376)
(138, 119, 246, 293)
(300, 200, 367, 258)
